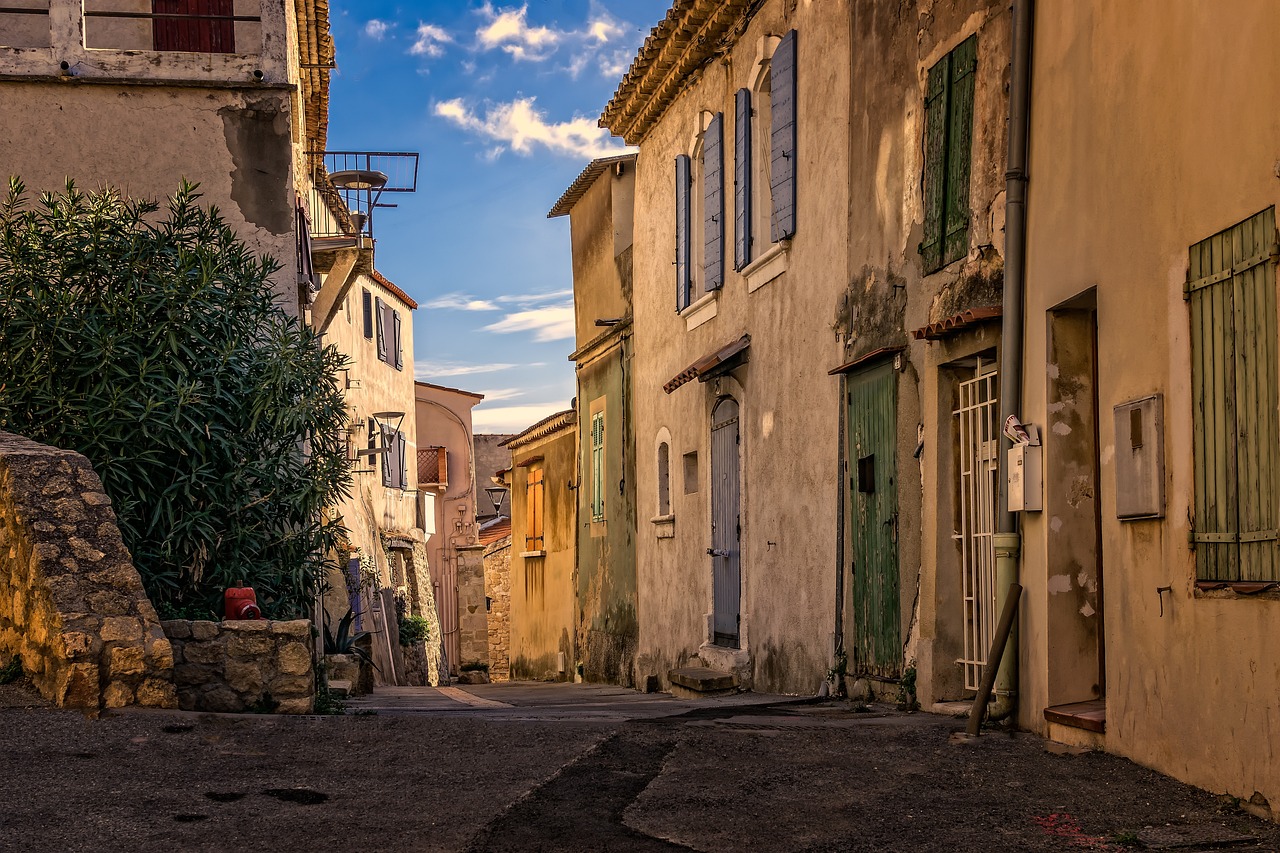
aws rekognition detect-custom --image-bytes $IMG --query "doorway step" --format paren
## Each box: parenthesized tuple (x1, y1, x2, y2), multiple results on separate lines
(1043, 699, 1106, 733)
(668, 666, 737, 700)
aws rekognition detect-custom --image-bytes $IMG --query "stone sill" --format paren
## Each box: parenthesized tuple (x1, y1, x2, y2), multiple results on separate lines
(651, 514, 675, 539)
(742, 240, 790, 293)
(680, 290, 718, 331)
(520, 550, 546, 558)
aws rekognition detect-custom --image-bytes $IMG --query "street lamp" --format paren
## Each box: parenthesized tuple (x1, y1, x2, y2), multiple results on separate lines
(483, 486, 507, 515)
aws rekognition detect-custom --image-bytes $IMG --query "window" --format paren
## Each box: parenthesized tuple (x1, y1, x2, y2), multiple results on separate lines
(683, 451, 699, 495)
(591, 411, 606, 522)
(373, 296, 403, 370)
(657, 442, 671, 516)
(921, 34, 977, 274)
(152, 0, 235, 53)
(362, 289, 373, 338)
(525, 467, 545, 550)
(1188, 206, 1279, 583)
(675, 113, 726, 310)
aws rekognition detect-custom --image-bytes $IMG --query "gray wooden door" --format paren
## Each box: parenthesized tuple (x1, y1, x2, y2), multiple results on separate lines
(848, 361, 901, 678)
(711, 397, 741, 647)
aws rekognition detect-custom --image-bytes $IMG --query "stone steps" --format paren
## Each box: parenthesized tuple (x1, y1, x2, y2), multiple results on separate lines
(668, 666, 737, 699)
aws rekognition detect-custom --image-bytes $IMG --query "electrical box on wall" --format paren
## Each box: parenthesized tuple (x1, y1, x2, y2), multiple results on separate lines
(1008, 443, 1043, 512)
(1113, 394, 1165, 519)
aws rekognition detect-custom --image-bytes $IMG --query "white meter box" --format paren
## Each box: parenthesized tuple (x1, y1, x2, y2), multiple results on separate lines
(1008, 443, 1042, 512)
(1113, 394, 1164, 519)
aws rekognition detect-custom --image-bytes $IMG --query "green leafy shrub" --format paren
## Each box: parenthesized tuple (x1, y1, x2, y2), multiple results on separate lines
(0, 179, 351, 618)
(398, 614, 430, 646)
(0, 657, 23, 685)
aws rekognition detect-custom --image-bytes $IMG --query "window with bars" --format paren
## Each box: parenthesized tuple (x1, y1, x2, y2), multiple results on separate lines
(1187, 206, 1279, 583)
(920, 35, 977, 274)
(525, 468, 545, 551)
(591, 412, 605, 522)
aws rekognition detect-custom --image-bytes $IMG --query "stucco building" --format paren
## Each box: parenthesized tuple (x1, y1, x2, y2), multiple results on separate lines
(549, 153, 640, 687)
(602, 0, 1010, 695)
(501, 410, 578, 682)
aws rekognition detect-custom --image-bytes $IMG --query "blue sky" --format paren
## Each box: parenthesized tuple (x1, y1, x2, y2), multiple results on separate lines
(325, 1, 669, 433)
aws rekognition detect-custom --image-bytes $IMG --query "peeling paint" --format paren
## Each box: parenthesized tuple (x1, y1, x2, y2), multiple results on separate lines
(1048, 574, 1072, 594)
(1050, 516, 1063, 533)
(1052, 421, 1072, 436)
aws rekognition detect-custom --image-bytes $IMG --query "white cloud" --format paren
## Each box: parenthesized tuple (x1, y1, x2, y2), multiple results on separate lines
(483, 303, 575, 342)
(472, 388, 524, 403)
(415, 360, 542, 379)
(476, 3, 560, 61)
(598, 46, 632, 78)
(433, 97, 629, 160)
(364, 19, 389, 40)
(496, 289, 574, 305)
(586, 15, 623, 44)
(410, 23, 452, 58)
(424, 293, 499, 311)
(472, 402, 573, 434)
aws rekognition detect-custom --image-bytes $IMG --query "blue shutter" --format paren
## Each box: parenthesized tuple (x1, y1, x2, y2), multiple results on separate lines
(362, 289, 373, 338)
(398, 431, 408, 490)
(392, 310, 403, 370)
(380, 425, 392, 487)
(770, 29, 797, 242)
(734, 88, 752, 271)
(675, 154, 692, 311)
(375, 296, 387, 361)
(703, 112, 725, 291)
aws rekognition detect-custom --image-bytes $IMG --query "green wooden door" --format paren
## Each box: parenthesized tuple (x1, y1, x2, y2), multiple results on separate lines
(848, 360, 901, 678)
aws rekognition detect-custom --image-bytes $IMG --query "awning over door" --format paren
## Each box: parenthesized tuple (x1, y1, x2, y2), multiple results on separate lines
(663, 334, 751, 394)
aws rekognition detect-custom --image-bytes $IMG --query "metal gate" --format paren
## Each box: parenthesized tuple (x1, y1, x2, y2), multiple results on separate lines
(848, 361, 900, 678)
(955, 358, 999, 691)
(710, 397, 741, 647)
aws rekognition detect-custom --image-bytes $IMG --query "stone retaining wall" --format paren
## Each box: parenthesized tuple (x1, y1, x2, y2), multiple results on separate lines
(457, 544, 489, 669)
(0, 431, 176, 709)
(484, 535, 511, 682)
(162, 619, 314, 714)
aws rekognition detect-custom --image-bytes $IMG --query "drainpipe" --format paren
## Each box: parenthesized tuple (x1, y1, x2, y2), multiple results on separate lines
(986, 0, 1034, 725)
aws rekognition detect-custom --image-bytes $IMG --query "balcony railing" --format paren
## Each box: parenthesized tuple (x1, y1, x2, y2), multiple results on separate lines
(308, 151, 419, 240)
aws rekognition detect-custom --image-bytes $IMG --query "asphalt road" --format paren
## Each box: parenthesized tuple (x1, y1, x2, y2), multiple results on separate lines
(1, 681, 1277, 852)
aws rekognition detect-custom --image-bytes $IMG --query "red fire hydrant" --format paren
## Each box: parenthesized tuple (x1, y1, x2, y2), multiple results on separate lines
(224, 583, 262, 620)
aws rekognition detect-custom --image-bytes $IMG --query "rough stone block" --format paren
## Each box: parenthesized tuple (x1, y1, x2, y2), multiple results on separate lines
(174, 663, 215, 686)
(68, 537, 106, 562)
(190, 621, 219, 640)
(182, 642, 226, 666)
(161, 620, 192, 639)
(270, 620, 311, 639)
(87, 591, 133, 616)
(103, 680, 134, 709)
(100, 616, 143, 643)
(277, 643, 312, 676)
(145, 637, 174, 670)
(135, 678, 177, 709)
(80, 492, 112, 506)
(224, 660, 264, 694)
(108, 645, 146, 677)
(227, 635, 273, 658)
(267, 673, 313, 696)
(274, 697, 314, 715)
(58, 661, 101, 709)
(199, 685, 245, 713)
(222, 620, 269, 633)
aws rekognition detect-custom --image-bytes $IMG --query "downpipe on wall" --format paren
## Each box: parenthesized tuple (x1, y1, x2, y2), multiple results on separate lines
(973, 0, 1035, 730)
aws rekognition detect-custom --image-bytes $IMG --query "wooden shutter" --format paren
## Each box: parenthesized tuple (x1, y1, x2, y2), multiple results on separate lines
(380, 425, 393, 487)
(362, 289, 373, 338)
(734, 88, 752, 271)
(1188, 206, 1279, 582)
(675, 155, 692, 311)
(920, 55, 950, 273)
(152, 0, 235, 53)
(591, 412, 605, 522)
(703, 112, 725, 291)
(375, 296, 387, 361)
(295, 196, 317, 291)
(398, 431, 408, 490)
(943, 35, 977, 266)
(770, 29, 797, 242)
(526, 468, 545, 549)
(392, 310, 404, 370)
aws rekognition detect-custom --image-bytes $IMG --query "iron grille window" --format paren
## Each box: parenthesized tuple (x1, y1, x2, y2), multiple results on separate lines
(920, 35, 977, 274)
(1187, 206, 1279, 583)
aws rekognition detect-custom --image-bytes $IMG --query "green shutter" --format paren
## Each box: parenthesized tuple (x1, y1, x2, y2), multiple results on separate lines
(943, 35, 977, 266)
(1189, 206, 1279, 581)
(920, 58, 949, 273)
(591, 412, 605, 522)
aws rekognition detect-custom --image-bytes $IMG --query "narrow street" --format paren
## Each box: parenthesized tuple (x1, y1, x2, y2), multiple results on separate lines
(2, 681, 1276, 853)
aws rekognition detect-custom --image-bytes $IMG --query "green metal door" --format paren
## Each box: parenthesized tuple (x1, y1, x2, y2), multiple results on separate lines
(848, 360, 901, 678)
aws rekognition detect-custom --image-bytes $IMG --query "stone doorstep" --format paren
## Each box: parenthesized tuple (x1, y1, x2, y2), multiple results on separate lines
(327, 679, 352, 698)
(668, 666, 736, 694)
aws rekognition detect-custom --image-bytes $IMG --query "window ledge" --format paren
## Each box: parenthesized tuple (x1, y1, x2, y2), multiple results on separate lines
(520, 550, 546, 558)
(1193, 580, 1280, 600)
(680, 290, 718, 331)
(742, 240, 790, 293)
(651, 514, 675, 539)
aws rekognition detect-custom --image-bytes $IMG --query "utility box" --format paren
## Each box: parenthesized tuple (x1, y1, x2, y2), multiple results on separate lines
(1114, 394, 1165, 519)
(1008, 443, 1043, 512)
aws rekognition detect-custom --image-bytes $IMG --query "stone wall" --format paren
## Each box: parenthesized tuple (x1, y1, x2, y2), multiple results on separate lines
(163, 619, 314, 714)
(457, 544, 489, 669)
(484, 536, 512, 682)
(0, 431, 176, 709)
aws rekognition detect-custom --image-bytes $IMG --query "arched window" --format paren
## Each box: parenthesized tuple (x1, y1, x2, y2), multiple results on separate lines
(657, 441, 671, 516)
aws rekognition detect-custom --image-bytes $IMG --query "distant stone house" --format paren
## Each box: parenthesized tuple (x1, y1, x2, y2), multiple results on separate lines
(500, 410, 577, 682)
(548, 154, 640, 687)
(601, 0, 1011, 696)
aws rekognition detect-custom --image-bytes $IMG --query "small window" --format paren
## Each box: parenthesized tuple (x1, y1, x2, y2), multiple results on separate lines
(591, 411, 606, 522)
(920, 34, 977, 273)
(657, 442, 671, 515)
(362, 289, 374, 339)
(526, 468, 545, 550)
(683, 451, 699, 495)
